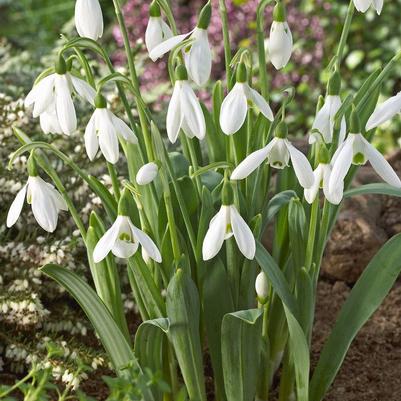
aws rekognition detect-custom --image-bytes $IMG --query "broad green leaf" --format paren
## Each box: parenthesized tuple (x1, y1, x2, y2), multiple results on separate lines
(169, 152, 190, 178)
(221, 309, 263, 401)
(288, 198, 307, 268)
(310, 232, 401, 401)
(344, 183, 401, 198)
(166, 269, 206, 401)
(203, 259, 234, 401)
(262, 190, 297, 231)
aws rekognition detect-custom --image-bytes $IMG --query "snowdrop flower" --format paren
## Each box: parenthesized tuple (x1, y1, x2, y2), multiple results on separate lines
(231, 122, 314, 189)
(85, 93, 138, 164)
(7, 156, 67, 233)
(366, 92, 401, 131)
(255, 272, 269, 302)
(202, 182, 255, 261)
(149, 2, 212, 86)
(166, 65, 206, 143)
(310, 72, 346, 144)
(39, 103, 63, 134)
(145, 1, 173, 56)
(220, 62, 274, 135)
(25, 57, 96, 135)
(136, 162, 159, 185)
(329, 110, 401, 203)
(268, 2, 293, 70)
(353, 0, 383, 14)
(75, 0, 104, 40)
(93, 189, 162, 263)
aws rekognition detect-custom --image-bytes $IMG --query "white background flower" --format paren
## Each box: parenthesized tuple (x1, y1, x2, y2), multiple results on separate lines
(145, 16, 173, 55)
(136, 162, 159, 185)
(353, 0, 383, 14)
(366, 92, 401, 131)
(268, 21, 293, 70)
(75, 0, 104, 40)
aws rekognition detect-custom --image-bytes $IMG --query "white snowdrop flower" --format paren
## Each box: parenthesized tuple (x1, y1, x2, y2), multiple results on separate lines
(202, 182, 255, 261)
(7, 157, 67, 233)
(85, 93, 137, 164)
(39, 103, 63, 134)
(25, 58, 96, 135)
(166, 65, 206, 143)
(93, 189, 162, 263)
(353, 0, 383, 14)
(75, 0, 104, 40)
(255, 272, 269, 301)
(220, 62, 274, 135)
(329, 111, 401, 203)
(231, 122, 314, 189)
(149, 2, 212, 86)
(310, 71, 346, 144)
(268, 2, 293, 70)
(136, 162, 159, 185)
(145, 2, 173, 56)
(366, 91, 401, 131)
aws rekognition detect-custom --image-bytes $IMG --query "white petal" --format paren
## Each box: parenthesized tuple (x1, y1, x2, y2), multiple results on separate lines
(268, 21, 293, 70)
(311, 99, 332, 144)
(130, 223, 162, 263)
(373, 0, 383, 14)
(286, 142, 314, 189)
(247, 86, 274, 121)
(180, 82, 206, 140)
(231, 141, 275, 180)
(353, 0, 371, 12)
(111, 114, 138, 144)
(366, 92, 401, 131)
(70, 75, 96, 105)
(230, 205, 256, 260)
(166, 82, 184, 143)
(136, 162, 159, 185)
(202, 206, 227, 261)
(97, 110, 120, 164)
(84, 112, 99, 160)
(149, 31, 193, 61)
(322, 164, 342, 205)
(29, 75, 55, 117)
(75, 0, 103, 40)
(185, 28, 212, 87)
(7, 184, 27, 227)
(93, 217, 122, 263)
(329, 136, 354, 194)
(304, 165, 323, 204)
(362, 137, 401, 187)
(267, 138, 290, 168)
(55, 74, 76, 135)
(46, 183, 68, 211)
(39, 104, 63, 135)
(112, 239, 139, 259)
(29, 177, 59, 232)
(219, 83, 248, 135)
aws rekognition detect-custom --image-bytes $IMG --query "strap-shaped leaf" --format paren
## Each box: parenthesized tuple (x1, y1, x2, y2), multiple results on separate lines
(166, 269, 206, 401)
(41, 263, 156, 401)
(221, 309, 263, 401)
(262, 190, 297, 232)
(344, 183, 401, 198)
(310, 232, 401, 401)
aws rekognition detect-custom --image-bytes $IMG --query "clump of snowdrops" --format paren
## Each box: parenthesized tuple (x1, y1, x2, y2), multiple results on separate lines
(6, 0, 401, 400)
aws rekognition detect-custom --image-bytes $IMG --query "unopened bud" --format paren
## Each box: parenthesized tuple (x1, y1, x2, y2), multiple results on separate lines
(255, 271, 269, 303)
(136, 162, 159, 185)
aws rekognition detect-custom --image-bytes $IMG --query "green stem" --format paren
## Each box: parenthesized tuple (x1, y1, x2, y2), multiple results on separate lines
(335, 1, 354, 69)
(218, 0, 233, 89)
(186, 137, 202, 196)
(107, 162, 121, 200)
(304, 197, 319, 270)
(0, 370, 34, 398)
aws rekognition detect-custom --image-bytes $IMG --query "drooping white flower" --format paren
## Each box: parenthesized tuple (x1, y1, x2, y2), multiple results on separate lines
(220, 63, 274, 135)
(149, 2, 212, 86)
(25, 62, 96, 135)
(353, 0, 383, 14)
(329, 133, 401, 203)
(166, 65, 206, 143)
(136, 162, 159, 185)
(366, 92, 401, 131)
(93, 215, 162, 263)
(145, 2, 173, 55)
(304, 163, 341, 204)
(85, 94, 138, 164)
(39, 103, 63, 134)
(267, 2, 293, 70)
(75, 0, 104, 40)
(202, 204, 256, 261)
(310, 96, 346, 144)
(231, 122, 314, 189)
(7, 176, 67, 233)
(255, 272, 269, 300)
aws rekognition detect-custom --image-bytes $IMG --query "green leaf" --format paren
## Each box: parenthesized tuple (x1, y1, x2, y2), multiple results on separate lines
(262, 190, 297, 231)
(288, 198, 307, 268)
(166, 269, 206, 401)
(310, 232, 401, 401)
(87, 176, 118, 221)
(344, 183, 401, 198)
(221, 309, 263, 401)
(203, 259, 234, 401)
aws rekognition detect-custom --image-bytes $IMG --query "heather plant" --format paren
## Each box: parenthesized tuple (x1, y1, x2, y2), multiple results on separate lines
(5, 1, 401, 401)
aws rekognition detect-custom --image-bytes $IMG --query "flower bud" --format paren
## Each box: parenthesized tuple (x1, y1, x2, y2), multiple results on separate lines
(149, 1, 161, 17)
(273, 1, 286, 22)
(197, 1, 212, 29)
(94, 92, 107, 109)
(255, 271, 269, 303)
(136, 162, 159, 185)
(55, 56, 67, 75)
